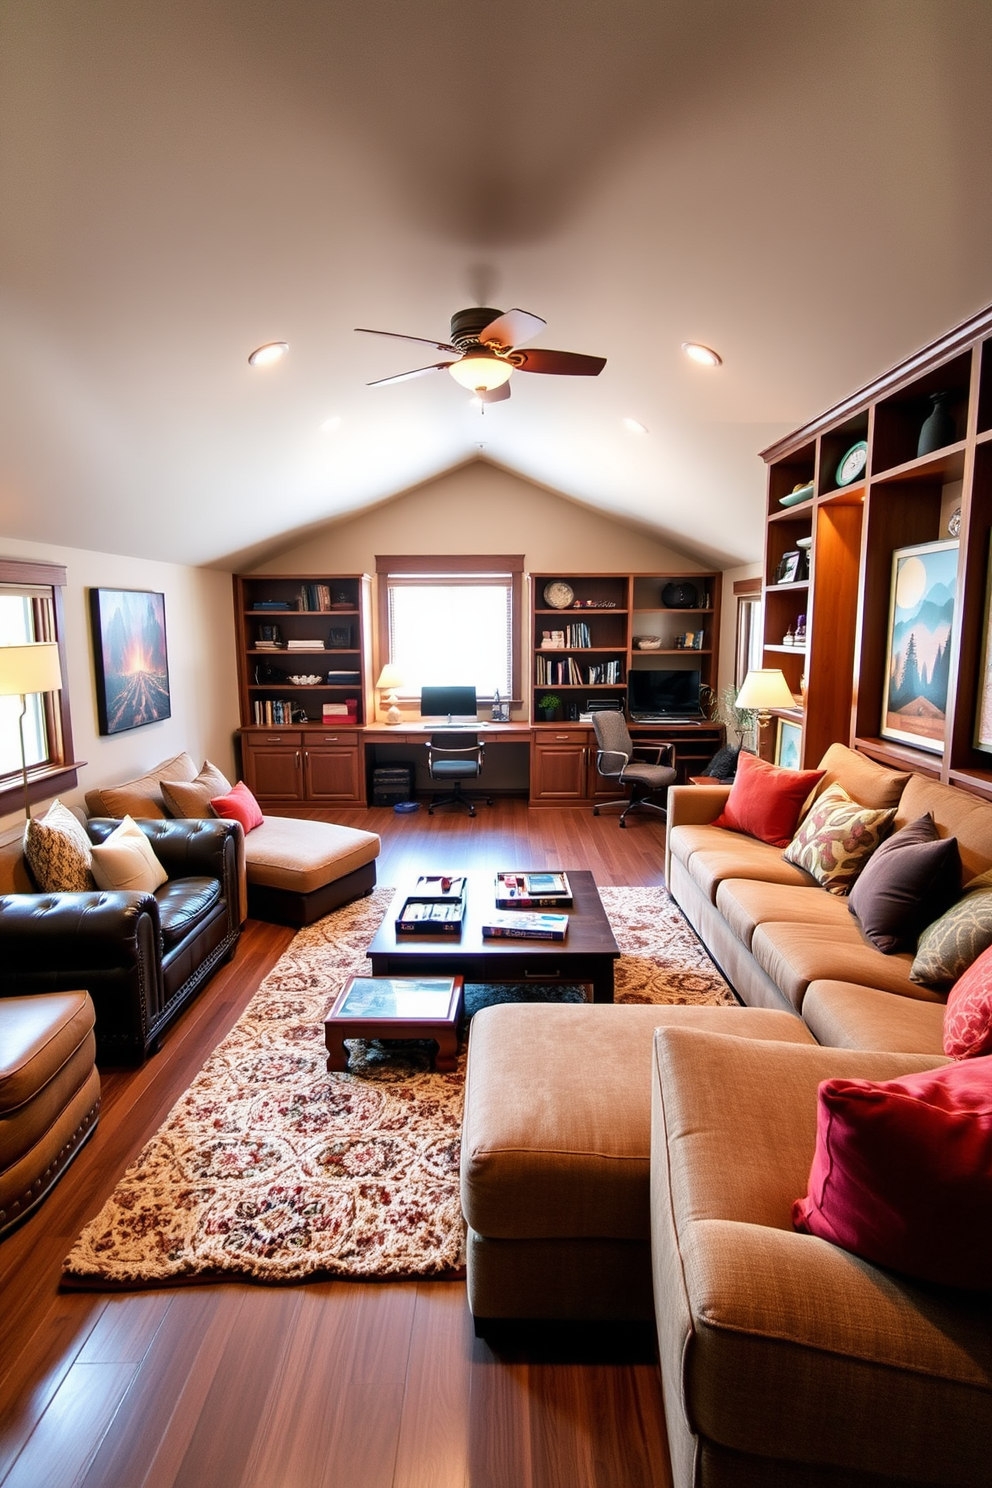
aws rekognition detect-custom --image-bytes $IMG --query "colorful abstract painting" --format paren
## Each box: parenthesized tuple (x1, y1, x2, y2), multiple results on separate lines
(881, 540, 958, 755)
(90, 589, 171, 735)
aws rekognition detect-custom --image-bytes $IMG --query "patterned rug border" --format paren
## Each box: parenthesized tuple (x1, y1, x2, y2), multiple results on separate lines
(62, 884, 735, 1291)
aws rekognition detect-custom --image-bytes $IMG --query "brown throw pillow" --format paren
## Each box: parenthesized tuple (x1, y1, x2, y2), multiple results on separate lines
(160, 760, 232, 819)
(89, 751, 198, 819)
(848, 814, 961, 954)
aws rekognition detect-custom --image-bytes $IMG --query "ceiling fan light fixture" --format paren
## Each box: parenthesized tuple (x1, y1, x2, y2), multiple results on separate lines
(448, 352, 512, 392)
(248, 341, 289, 367)
(681, 342, 722, 367)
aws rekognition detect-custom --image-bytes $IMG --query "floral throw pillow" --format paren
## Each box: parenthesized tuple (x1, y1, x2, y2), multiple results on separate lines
(783, 782, 896, 895)
(23, 798, 96, 892)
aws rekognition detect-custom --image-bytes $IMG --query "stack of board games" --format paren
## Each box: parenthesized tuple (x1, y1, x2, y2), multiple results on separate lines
(494, 871, 573, 909)
(481, 912, 568, 941)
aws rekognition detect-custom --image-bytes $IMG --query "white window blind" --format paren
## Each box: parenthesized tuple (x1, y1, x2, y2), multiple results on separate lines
(0, 590, 50, 777)
(386, 574, 513, 699)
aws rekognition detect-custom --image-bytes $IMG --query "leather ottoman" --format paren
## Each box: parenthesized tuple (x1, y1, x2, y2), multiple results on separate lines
(0, 991, 101, 1237)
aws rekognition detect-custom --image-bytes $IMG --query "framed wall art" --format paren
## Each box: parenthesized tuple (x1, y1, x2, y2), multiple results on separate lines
(90, 588, 171, 735)
(775, 717, 802, 771)
(975, 535, 992, 754)
(880, 539, 957, 755)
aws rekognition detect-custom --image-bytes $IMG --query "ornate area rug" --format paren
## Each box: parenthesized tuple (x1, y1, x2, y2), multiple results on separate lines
(62, 885, 734, 1290)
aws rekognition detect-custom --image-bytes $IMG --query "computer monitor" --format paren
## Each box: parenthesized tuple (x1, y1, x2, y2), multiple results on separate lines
(420, 685, 478, 723)
(627, 668, 703, 719)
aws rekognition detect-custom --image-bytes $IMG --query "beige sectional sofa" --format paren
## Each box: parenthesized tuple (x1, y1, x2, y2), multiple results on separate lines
(461, 742, 992, 1485)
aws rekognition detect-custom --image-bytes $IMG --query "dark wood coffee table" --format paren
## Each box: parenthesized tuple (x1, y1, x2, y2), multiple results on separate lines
(367, 870, 620, 1003)
(324, 974, 464, 1072)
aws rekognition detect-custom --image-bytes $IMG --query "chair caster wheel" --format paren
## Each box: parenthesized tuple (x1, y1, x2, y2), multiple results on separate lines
(619, 820, 626, 828)
(469, 808, 476, 817)
(428, 807, 435, 815)
(593, 807, 600, 816)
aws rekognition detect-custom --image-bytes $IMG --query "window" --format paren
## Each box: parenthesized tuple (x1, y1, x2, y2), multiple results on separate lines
(734, 577, 764, 686)
(0, 560, 77, 813)
(376, 556, 524, 701)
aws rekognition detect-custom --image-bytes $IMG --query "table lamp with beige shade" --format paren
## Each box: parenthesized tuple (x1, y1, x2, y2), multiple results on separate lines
(375, 664, 404, 726)
(735, 668, 796, 729)
(0, 643, 63, 819)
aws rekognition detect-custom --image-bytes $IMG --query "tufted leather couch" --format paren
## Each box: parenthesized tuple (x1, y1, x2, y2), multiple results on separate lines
(0, 817, 242, 1063)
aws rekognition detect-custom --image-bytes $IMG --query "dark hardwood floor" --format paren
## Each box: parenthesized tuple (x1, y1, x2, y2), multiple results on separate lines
(0, 799, 673, 1488)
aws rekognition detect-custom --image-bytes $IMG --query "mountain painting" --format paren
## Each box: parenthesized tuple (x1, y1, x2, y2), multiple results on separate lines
(90, 589, 171, 735)
(881, 540, 958, 755)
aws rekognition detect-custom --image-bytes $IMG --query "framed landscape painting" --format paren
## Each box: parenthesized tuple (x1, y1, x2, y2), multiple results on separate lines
(975, 535, 992, 754)
(880, 539, 958, 755)
(90, 588, 171, 735)
(775, 717, 802, 771)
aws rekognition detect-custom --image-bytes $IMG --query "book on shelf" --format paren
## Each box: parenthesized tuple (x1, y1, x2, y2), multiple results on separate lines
(494, 871, 573, 908)
(298, 582, 332, 611)
(287, 638, 325, 649)
(252, 599, 296, 610)
(482, 912, 568, 941)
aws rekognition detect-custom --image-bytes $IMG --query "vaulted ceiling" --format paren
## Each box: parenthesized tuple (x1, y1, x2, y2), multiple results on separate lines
(2, 1, 991, 571)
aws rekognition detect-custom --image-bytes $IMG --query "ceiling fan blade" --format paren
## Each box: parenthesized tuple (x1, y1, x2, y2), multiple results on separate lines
(355, 327, 460, 356)
(478, 382, 511, 404)
(479, 308, 546, 351)
(513, 348, 606, 376)
(367, 363, 452, 387)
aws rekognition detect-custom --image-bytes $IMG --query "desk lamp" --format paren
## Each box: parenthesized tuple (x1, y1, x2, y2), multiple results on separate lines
(735, 668, 795, 729)
(0, 643, 63, 819)
(375, 664, 404, 726)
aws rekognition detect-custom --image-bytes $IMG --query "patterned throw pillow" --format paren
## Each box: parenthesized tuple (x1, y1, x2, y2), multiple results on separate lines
(23, 799, 96, 891)
(783, 782, 896, 895)
(910, 869, 992, 989)
(943, 944, 992, 1058)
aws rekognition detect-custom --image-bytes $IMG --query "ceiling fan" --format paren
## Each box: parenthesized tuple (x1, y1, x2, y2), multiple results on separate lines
(354, 306, 606, 403)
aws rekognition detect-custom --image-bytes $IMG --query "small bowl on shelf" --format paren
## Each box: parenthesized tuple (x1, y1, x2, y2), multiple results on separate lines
(779, 483, 813, 508)
(634, 635, 663, 650)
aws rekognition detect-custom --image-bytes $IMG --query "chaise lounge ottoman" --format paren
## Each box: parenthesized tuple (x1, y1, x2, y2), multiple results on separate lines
(460, 1002, 817, 1324)
(0, 991, 101, 1236)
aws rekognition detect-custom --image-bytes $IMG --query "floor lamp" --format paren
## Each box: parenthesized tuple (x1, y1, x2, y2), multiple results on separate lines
(0, 643, 63, 819)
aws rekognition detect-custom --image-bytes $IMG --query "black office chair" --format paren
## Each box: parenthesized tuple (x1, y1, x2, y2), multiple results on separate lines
(425, 733, 492, 816)
(591, 711, 677, 827)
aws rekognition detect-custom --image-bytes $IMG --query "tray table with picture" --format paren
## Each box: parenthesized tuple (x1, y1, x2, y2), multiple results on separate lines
(323, 974, 464, 1072)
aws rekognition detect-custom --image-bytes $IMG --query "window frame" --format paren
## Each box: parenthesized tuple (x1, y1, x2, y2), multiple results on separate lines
(733, 576, 764, 687)
(375, 554, 524, 704)
(0, 560, 79, 815)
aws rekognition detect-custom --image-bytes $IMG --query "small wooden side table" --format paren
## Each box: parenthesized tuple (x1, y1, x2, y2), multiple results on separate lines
(688, 775, 723, 786)
(324, 974, 464, 1073)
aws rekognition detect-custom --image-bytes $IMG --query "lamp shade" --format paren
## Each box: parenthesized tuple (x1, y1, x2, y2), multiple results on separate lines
(735, 668, 794, 711)
(0, 643, 62, 697)
(375, 664, 404, 692)
(448, 353, 513, 392)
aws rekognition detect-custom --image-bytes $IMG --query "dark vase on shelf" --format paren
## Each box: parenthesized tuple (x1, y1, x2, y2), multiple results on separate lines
(917, 392, 956, 457)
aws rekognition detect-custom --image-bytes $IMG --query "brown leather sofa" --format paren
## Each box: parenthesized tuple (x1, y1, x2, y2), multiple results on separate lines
(0, 817, 242, 1063)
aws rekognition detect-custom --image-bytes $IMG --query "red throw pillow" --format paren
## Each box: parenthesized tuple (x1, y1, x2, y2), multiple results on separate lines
(792, 1061, 992, 1290)
(711, 752, 824, 849)
(210, 780, 264, 833)
(944, 944, 992, 1059)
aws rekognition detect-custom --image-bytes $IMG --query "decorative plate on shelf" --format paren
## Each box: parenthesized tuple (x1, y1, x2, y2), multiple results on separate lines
(543, 581, 574, 609)
(947, 506, 962, 537)
(835, 440, 868, 487)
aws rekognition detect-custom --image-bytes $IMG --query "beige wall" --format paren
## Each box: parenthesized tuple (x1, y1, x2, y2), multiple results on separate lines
(0, 535, 239, 835)
(256, 459, 716, 719)
(718, 561, 763, 700)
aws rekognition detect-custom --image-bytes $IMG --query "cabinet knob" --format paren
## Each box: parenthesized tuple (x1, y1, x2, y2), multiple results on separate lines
(554, 733, 570, 740)
(296, 751, 301, 767)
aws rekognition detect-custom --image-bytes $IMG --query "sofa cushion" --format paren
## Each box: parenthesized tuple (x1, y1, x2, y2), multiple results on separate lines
(750, 921, 927, 1013)
(783, 781, 896, 894)
(793, 1059, 992, 1290)
(210, 780, 263, 834)
(90, 815, 169, 894)
(848, 814, 961, 953)
(160, 760, 232, 819)
(911, 870, 992, 989)
(802, 981, 948, 1055)
(815, 742, 910, 810)
(670, 827, 811, 905)
(155, 877, 222, 949)
(23, 800, 95, 892)
(943, 945, 992, 1059)
(461, 1003, 815, 1243)
(897, 773, 992, 883)
(711, 753, 825, 848)
(243, 817, 379, 893)
(716, 879, 851, 951)
(651, 1029, 989, 1487)
(85, 752, 198, 820)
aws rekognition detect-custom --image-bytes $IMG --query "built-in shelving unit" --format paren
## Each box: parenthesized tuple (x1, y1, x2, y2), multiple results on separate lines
(760, 302, 992, 799)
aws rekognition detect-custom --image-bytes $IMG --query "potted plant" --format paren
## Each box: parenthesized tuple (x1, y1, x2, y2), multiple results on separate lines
(537, 693, 561, 722)
(712, 682, 758, 753)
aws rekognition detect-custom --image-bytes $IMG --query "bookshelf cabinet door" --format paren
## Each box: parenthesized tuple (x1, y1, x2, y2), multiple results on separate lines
(304, 743, 362, 803)
(531, 740, 588, 801)
(243, 740, 305, 801)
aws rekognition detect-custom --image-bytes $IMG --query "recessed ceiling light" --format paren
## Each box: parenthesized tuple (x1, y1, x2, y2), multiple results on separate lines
(622, 417, 649, 434)
(681, 342, 722, 367)
(321, 415, 342, 431)
(248, 341, 289, 367)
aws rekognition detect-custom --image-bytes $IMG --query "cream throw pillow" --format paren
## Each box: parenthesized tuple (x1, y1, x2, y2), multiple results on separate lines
(160, 760, 232, 819)
(23, 799, 95, 891)
(90, 815, 169, 894)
